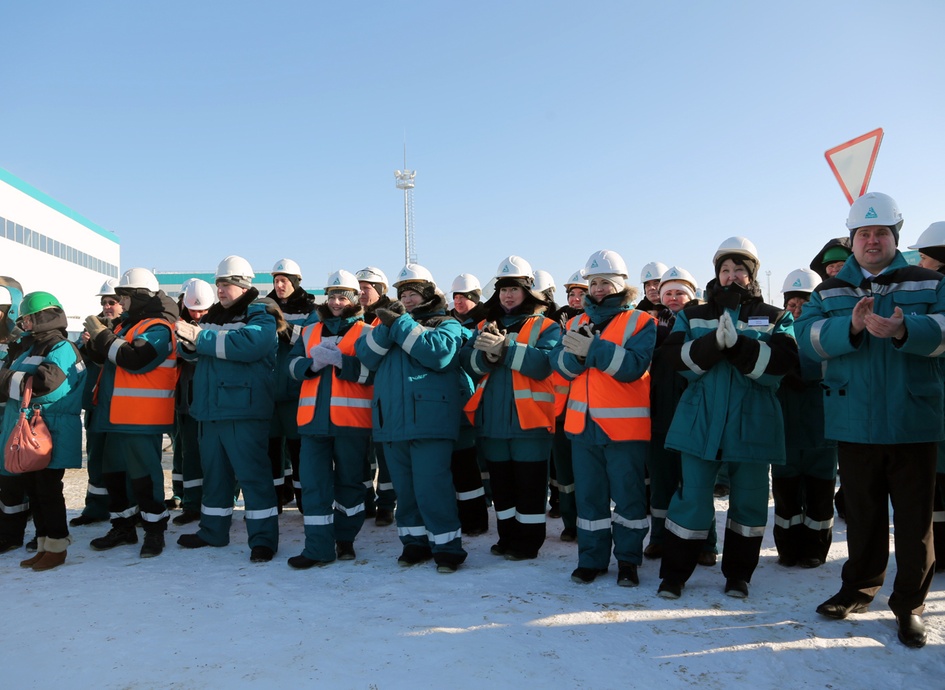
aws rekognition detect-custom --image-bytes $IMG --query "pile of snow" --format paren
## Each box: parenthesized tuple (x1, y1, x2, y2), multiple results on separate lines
(4, 469, 943, 688)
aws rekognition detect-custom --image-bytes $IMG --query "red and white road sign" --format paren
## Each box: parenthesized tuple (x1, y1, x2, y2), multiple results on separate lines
(824, 128, 884, 205)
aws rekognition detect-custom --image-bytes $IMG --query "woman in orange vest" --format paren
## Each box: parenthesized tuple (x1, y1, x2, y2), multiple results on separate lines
(461, 256, 558, 561)
(285, 270, 373, 568)
(82, 268, 180, 559)
(551, 250, 656, 587)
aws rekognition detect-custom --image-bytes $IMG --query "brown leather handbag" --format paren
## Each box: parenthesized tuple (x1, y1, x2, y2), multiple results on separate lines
(4, 375, 54, 473)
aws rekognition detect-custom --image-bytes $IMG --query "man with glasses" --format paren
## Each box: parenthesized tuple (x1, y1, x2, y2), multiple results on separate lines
(70, 279, 124, 527)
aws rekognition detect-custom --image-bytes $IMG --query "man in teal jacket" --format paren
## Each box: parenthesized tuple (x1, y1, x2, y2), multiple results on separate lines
(355, 264, 467, 573)
(795, 192, 945, 649)
(175, 256, 280, 563)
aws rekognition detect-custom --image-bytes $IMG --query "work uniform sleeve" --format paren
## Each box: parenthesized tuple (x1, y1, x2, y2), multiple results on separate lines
(498, 317, 557, 380)
(31, 341, 86, 403)
(725, 310, 798, 385)
(894, 280, 945, 357)
(461, 328, 495, 381)
(95, 322, 173, 373)
(387, 314, 461, 372)
(287, 315, 321, 381)
(355, 321, 394, 372)
(662, 311, 725, 382)
(794, 291, 859, 362)
(194, 307, 276, 363)
(584, 316, 656, 383)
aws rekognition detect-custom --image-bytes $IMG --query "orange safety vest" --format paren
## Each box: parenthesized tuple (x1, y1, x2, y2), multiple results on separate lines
(463, 316, 556, 432)
(551, 370, 570, 419)
(109, 318, 179, 425)
(564, 310, 652, 441)
(296, 321, 373, 428)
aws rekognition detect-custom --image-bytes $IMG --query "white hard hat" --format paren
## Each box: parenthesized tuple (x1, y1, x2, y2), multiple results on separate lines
(96, 278, 120, 297)
(847, 192, 903, 233)
(494, 255, 534, 283)
(781, 268, 821, 294)
(271, 258, 302, 279)
(182, 279, 216, 310)
(640, 261, 669, 284)
(215, 255, 255, 282)
(908, 221, 945, 250)
(356, 266, 389, 292)
(450, 273, 481, 295)
(659, 266, 698, 293)
(325, 269, 360, 293)
(533, 269, 556, 294)
(481, 276, 497, 302)
(118, 267, 159, 292)
(713, 237, 760, 268)
(392, 263, 436, 289)
(563, 270, 588, 290)
(585, 250, 629, 279)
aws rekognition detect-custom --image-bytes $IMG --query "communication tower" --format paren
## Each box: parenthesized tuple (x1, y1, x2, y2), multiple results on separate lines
(394, 148, 417, 265)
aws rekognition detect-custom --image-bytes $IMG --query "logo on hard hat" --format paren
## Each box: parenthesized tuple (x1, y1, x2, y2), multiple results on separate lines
(865, 207, 878, 219)
(590, 260, 599, 269)
(502, 265, 510, 273)
(793, 279, 802, 287)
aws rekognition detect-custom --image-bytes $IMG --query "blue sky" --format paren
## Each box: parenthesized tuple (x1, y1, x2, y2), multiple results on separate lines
(4, 2, 944, 301)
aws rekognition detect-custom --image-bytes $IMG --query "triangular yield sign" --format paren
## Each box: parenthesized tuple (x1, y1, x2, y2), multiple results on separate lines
(824, 128, 884, 205)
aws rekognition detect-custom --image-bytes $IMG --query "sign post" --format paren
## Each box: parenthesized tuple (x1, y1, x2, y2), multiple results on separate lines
(824, 128, 884, 205)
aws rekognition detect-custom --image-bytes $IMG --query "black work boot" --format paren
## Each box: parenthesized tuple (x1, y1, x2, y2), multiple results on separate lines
(140, 531, 165, 558)
(90, 518, 138, 551)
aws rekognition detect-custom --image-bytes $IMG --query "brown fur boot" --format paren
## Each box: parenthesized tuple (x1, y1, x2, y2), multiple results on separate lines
(19, 537, 46, 568)
(32, 536, 70, 571)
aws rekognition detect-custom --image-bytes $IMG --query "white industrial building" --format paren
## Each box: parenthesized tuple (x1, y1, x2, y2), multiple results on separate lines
(0, 166, 119, 335)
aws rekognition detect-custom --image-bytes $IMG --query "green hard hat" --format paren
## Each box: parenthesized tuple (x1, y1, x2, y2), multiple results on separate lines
(19, 291, 62, 317)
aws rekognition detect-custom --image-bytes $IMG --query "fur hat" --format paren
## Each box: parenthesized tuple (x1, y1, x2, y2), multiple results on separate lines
(714, 253, 757, 281)
(397, 281, 437, 301)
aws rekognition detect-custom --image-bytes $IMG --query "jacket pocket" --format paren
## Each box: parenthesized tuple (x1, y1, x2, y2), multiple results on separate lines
(215, 382, 252, 410)
(821, 377, 850, 437)
(412, 390, 452, 430)
(902, 378, 943, 435)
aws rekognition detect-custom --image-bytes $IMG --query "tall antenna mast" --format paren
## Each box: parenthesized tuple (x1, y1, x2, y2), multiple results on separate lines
(394, 142, 417, 264)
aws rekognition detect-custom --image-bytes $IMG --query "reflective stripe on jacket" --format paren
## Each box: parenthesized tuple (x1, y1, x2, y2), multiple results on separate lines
(297, 321, 372, 428)
(110, 318, 178, 425)
(463, 317, 556, 432)
(564, 310, 651, 441)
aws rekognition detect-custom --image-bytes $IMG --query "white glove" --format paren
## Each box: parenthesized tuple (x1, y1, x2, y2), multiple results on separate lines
(176, 320, 202, 344)
(563, 329, 594, 358)
(716, 312, 738, 349)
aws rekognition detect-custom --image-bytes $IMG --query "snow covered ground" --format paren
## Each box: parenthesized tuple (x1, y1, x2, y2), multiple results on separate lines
(4, 468, 944, 689)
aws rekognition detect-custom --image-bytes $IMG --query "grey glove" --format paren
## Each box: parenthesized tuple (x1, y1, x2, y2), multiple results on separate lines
(84, 315, 107, 339)
(562, 329, 594, 358)
(375, 308, 401, 327)
(176, 320, 203, 344)
(320, 341, 343, 368)
(474, 331, 506, 356)
(309, 342, 335, 372)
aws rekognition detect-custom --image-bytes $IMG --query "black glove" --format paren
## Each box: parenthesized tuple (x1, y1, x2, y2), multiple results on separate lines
(388, 301, 407, 315)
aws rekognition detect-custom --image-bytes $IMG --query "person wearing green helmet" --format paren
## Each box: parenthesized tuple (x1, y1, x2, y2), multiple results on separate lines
(0, 291, 86, 570)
